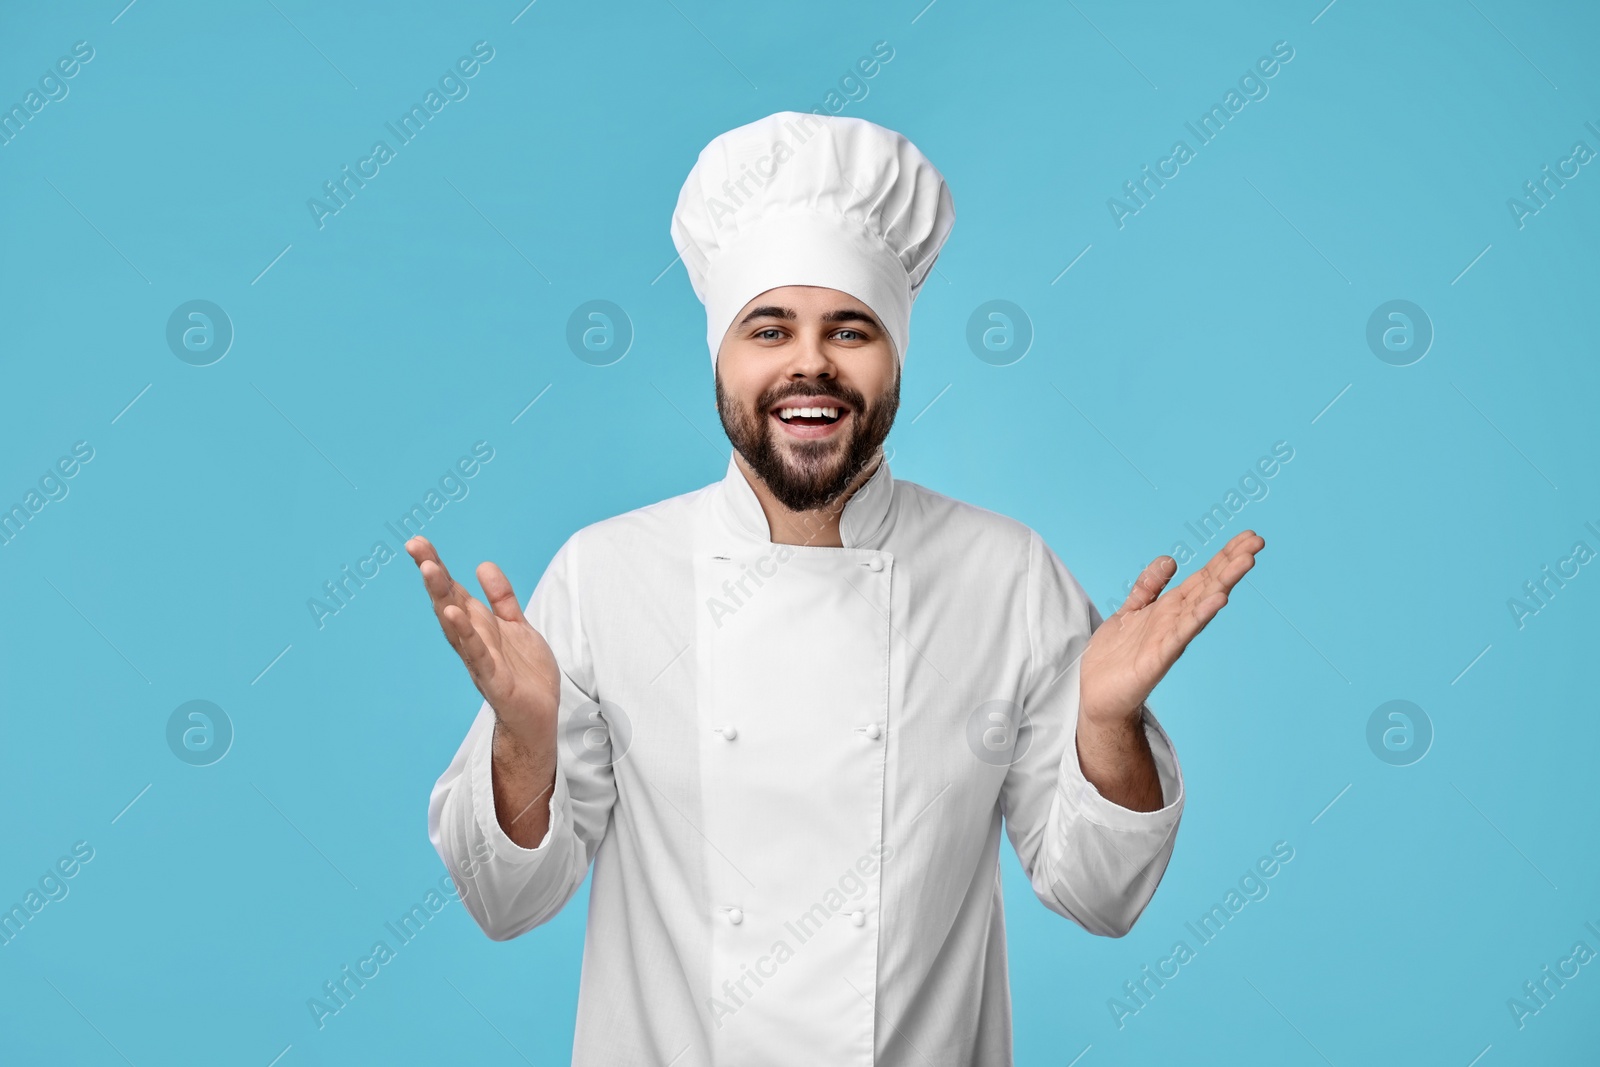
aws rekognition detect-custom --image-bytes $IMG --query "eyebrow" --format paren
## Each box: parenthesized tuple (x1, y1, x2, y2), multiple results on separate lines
(738, 306, 882, 329)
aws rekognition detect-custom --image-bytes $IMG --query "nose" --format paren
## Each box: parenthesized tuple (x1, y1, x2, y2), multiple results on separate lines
(784, 328, 836, 381)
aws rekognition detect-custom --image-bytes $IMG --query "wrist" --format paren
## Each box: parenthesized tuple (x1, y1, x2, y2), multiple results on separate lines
(1079, 698, 1144, 730)
(493, 715, 550, 764)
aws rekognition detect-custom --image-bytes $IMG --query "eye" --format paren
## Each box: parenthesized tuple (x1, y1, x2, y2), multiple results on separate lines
(754, 326, 786, 340)
(832, 328, 867, 342)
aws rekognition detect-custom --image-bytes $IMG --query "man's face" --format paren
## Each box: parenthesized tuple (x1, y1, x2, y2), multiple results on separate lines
(715, 285, 900, 513)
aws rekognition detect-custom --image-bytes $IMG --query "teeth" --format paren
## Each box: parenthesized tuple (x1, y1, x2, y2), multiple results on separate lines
(778, 406, 840, 420)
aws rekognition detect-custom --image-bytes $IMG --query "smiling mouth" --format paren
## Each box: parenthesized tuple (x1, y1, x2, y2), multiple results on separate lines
(774, 404, 844, 427)
(771, 398, 857, 441)
(768, 400, 851, 441)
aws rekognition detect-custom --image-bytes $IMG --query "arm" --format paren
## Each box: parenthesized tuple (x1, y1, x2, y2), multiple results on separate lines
(1001, 527, 1264, 936)
(999, 530, 1186, 938)
(415, 532, 618, 942)
(1075, 706, 1163, 814)
(489, 722, 558, 848)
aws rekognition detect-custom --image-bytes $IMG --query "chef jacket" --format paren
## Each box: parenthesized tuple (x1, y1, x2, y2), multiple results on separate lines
(428, 452, 1185, 1066)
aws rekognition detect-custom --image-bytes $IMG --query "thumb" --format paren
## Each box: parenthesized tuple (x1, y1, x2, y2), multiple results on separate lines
(476, 561, 526, 624)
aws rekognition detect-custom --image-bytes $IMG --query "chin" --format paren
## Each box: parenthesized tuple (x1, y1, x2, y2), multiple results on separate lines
(773, 431, 848, 465)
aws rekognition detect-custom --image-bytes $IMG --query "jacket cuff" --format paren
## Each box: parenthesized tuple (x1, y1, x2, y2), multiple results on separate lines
(1058, 702, 1185, 834)
(468, 717, 569, 866)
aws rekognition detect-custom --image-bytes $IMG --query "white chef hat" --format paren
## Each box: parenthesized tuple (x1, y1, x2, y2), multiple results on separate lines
(670, 111, 955, 369)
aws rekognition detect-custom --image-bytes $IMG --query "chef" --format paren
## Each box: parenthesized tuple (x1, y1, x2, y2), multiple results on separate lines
(414, 111, 1264, 1066)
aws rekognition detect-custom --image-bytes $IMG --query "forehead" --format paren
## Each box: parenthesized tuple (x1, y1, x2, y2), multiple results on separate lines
(735, 285, 873, 317)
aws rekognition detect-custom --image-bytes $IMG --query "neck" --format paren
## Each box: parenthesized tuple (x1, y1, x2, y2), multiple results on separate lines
(734, 450, 882, 547)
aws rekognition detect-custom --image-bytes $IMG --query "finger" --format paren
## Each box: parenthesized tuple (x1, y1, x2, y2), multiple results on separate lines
(404, 535, 438, 567)
(1164, 590, 1231, 657)
(407, 535, 453, 594)
(408, 537, 466, 605)
(1219, 530, 1265, 569)
(1174, 530, 1263, 608)
(1194, 545, 1257, 599)
(1126, 533, 1264, 670)
(477, 561, 527, 625)
(1193, 531, 1258, 581)
(417, 558, 473, 618)
(1201, 531, 1263, 595)
(1221, 528, 1264, 555)
(414, 554, 491, 660)
(1164, 544, 1260, 648)
(1117, 555, 1177, 614)
(409, 537, 472, 605)
(442, 603, 498, 682)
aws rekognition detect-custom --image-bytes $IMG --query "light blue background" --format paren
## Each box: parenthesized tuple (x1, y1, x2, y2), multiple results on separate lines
(3, 0, 1597, 1063)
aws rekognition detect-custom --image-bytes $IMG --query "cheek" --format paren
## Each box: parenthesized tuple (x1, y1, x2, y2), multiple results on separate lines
(719, 374, 771, 418)
(863, 368, 899, 409)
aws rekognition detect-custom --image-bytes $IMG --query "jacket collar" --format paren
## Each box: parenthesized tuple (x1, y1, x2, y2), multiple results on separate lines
(713, 449, 895, 550)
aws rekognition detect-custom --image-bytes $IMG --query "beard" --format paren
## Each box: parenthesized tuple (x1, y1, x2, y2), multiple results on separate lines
(715, 369, 899, 514)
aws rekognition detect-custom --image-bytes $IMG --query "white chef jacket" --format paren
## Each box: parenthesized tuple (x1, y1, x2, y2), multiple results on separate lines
(428, 453, 1185, 1066)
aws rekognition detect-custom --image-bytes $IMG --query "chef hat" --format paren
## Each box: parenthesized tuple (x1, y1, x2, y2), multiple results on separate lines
(670, 111, 955, 369)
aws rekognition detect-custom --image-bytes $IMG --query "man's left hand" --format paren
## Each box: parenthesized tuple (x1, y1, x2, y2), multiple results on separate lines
(1079, 529, 1266, 725)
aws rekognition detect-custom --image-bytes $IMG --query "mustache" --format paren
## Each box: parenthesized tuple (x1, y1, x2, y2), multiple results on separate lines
(758, 383, 868, 410)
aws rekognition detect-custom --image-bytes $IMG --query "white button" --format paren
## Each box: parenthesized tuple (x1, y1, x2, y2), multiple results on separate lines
(867, 557, 884, 572)
(864, 723, 882, 740)
(716, 725, 738, 741)
(850, 911, 865, 926)
(727, 907, 743, 925)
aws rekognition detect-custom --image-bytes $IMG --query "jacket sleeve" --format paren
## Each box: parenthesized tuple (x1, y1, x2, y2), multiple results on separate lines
(427, 530, 619, 941)
(999, 529, 1185, 938)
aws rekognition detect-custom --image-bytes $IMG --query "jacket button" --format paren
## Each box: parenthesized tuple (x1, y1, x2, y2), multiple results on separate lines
(850, 911, 865, 926)
(866, 557, 884, 572)
(715, 725, 738, 741)
(727, 907, 744, 925)
(864, 723, 882, 740)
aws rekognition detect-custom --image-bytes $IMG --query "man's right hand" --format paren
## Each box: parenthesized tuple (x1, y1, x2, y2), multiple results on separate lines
(407, 535, 560, 849)
(406, 535, 560, 738)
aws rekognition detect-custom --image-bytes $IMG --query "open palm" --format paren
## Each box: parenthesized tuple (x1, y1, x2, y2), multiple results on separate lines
(405, 535, 560, 735)
(1080, 529, 1266, 724)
